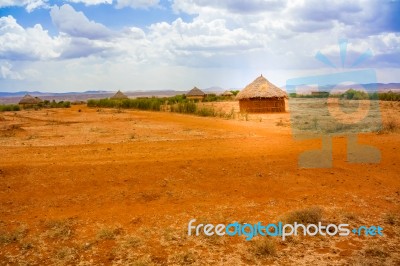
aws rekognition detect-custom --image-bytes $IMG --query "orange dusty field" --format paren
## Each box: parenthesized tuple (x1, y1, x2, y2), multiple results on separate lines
(0, 102, 399, 265)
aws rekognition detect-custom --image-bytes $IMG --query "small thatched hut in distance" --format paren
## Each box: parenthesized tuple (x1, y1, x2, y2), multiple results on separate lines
(236, 75, 287, 113)
(221, 90, 233, 97)
(19, 94, 42, 108)
(186, 87, 205, 101)
(111, 90, 128, 100)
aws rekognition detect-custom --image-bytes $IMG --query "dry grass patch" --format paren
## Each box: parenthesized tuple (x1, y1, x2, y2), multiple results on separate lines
(378, 117, 399, 134)
(123, 235, 143, 248)
(251, 238, 277, 257)
(97, 226, 122, 240)
(284, 206, 323, 224)
(383, 213, 398, 226)
(55, 246, 78, 261)
(0, 225, 28, 244)
(43, 219, 75, 239)
(169, 250, 197, 265)
(342, 212, 358, 221)
(364, 245, 389, 258)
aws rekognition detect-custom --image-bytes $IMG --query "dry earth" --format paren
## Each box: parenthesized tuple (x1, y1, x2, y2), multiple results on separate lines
(0, 100, 399, 265)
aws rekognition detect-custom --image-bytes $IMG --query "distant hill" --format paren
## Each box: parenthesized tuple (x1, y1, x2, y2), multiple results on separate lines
(1, 83, 399, 104)
(283, 83, 400, 94)
(203, 86, 224, 93)
(0, 90, 112, 97)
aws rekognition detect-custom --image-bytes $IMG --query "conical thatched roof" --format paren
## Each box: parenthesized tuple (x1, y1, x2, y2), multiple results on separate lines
(236, 75, 287, 100)
(186, 87, 205, 96)
(111, 90, 128, 99)
(19, 94, 41, 104)
(221, 90, 233, 96)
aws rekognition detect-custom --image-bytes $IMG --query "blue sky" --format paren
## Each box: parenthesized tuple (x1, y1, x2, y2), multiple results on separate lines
(0, 0, 399, 92)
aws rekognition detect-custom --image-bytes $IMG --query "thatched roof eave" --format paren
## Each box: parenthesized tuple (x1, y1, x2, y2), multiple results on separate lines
(239, 96, 288, 100)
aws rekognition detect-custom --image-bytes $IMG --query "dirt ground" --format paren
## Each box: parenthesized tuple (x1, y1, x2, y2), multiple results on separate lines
(0, 101, 399, 265)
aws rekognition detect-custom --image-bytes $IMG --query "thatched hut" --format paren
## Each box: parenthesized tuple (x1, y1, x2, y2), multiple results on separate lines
(221, 90, 233, 97)
(236, 75, 287, 113)
(186, 87, 205, 101)
(19, 94, 42, 108)
(111, 90, 128, 100)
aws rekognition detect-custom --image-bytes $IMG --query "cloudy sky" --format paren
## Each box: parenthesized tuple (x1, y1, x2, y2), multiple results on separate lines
(0, 0, 399, 92)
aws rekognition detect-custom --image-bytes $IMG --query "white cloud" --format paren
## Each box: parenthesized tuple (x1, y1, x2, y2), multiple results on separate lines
(50, 4, 113, 40)
(67, 0, 113, 5)
(0, 11, 149, 62)
(172, 0, 286, 15)
(0, 0, 114, 11)
(115, 0, 160, 9)
(0, 15, 62, 60)
(59, 36, 112, 59)
(0, 61, 23, 80)
(1, 0, 399, 92)
(0, 0, 48, 12)
(147, 17, 265, 65)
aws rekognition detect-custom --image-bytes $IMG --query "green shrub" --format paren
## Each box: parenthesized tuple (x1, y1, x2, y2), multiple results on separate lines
(166, 94, 186, 104)
(0, 104, 21, 112)
(88, 98, 166, 111)
(203, 94, 218, 102)
(379, 91, 400, 101)
(86, 96, 234, 119)
(230, 90, 240, 96)
(171, 102, 197, 114)
(341, 89, 369, 100)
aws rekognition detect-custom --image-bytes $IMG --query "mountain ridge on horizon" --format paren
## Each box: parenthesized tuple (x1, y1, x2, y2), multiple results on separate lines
(0, 87, 229, 97)
(0, 83, 399, 98)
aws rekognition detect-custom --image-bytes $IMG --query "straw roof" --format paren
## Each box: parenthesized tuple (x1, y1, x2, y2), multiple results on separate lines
(236, 75, 287, 100)
(111, 90, 128, 99)
(221, 90, 233, 96)
(186, 87, 205, 96)
(19, 94, 41, 104)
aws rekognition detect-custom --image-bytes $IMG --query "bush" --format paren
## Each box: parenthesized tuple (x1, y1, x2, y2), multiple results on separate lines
(44, 100, 71, 109)
(230, 90, 240, 96)
(284, 207, 322, 224)
(252, 239, 276, 257)
(88, 98, 166, 111)
(86, 96, 233, 119)
(0, 104, 21, 112)
(379, 91, 400, 101)
(203, 94, 218, 102)
(166, 94, 186, 104)
(170, 102, 197, 114)
(341, 89, 369, 100)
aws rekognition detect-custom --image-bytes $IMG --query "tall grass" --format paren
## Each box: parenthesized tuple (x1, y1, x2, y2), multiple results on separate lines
(170, 102, 197, 114)
(0, 104, 20, 112)
(88, 98, 165, 111)
(22, 100, 71, 109)
(42, 100, 71, 108)
(87, 96, 235, 118)
(379, 91, 400, 101)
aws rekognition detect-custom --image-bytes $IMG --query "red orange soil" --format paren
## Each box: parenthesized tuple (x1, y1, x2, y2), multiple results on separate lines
(0, 103, 399, 265)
